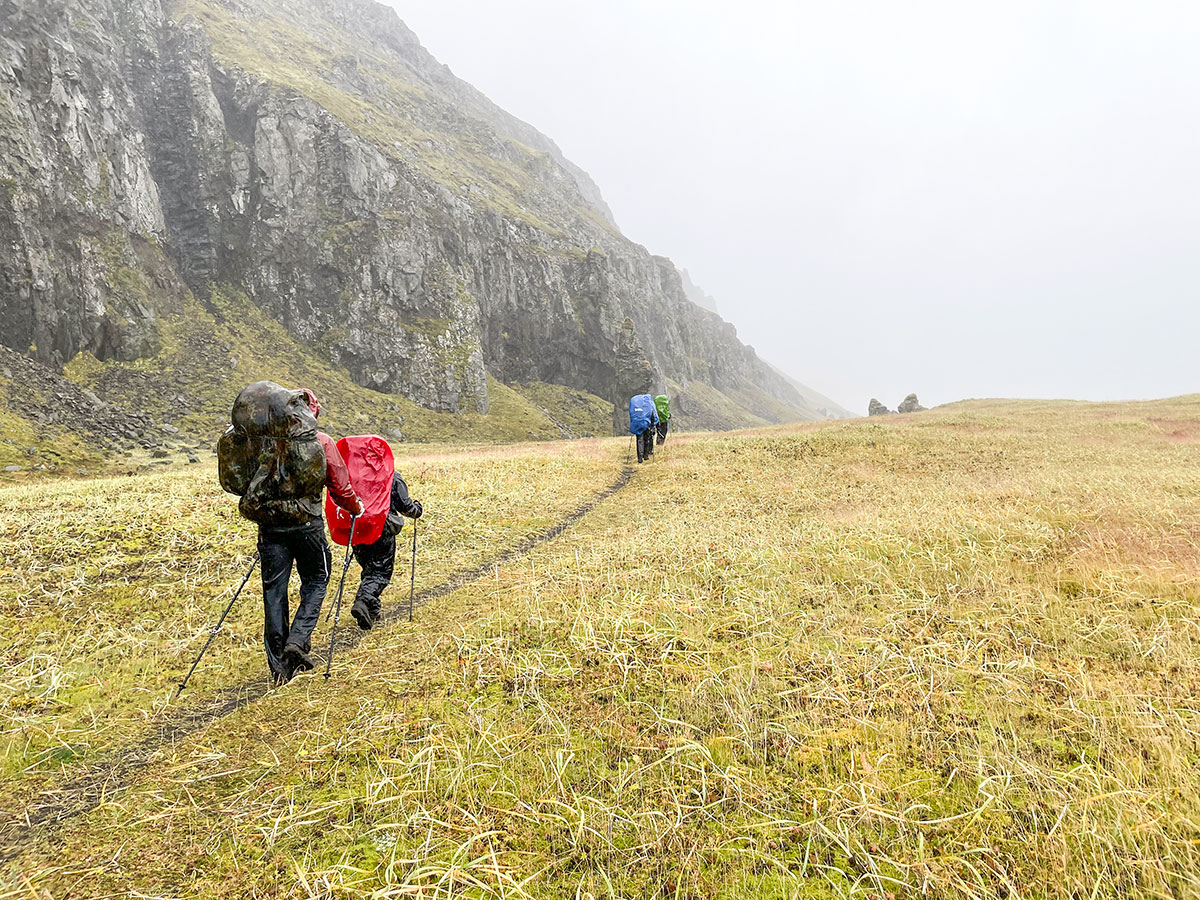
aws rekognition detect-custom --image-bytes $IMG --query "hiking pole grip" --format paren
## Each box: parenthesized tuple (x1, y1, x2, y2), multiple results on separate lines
(176, 552, 259, 698)
(324, 515, 357, 680)
(408, 517, 417, 622)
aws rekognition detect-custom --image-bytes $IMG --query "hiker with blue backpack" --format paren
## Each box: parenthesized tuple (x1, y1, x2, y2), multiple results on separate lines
(629, 393, 660, 463)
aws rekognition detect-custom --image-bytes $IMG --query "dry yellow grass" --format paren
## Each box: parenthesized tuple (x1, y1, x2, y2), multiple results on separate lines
(2, 397, 1199, 899)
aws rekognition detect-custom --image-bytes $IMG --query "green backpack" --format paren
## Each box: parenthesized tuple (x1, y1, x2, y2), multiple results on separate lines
(653, 395, 670, 421)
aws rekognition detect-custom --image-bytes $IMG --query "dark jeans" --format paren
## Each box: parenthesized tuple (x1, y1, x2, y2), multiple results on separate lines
(636, 429, 655, 462)
(352, 532, 396, 620)
(258, 520, 331, 681)
(656, 420, 669, 445)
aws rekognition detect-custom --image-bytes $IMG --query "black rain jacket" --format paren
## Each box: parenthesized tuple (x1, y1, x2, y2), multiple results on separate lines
(382, 473, 421, 537)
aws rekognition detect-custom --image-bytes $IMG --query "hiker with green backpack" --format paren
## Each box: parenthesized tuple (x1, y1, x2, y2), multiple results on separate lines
(218, 382, 362, 684)
(654, 394, 671, 446)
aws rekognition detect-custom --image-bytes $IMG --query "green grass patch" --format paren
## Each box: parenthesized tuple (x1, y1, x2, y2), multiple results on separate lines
(4, 399, 1200, 897)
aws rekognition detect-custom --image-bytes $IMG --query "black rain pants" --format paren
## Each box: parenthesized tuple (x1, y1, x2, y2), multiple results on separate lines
(636, 428, 655, 462)
(656, 419, 669, 446)
(352, 531, 397, 621)
(257, 519, 331, 682)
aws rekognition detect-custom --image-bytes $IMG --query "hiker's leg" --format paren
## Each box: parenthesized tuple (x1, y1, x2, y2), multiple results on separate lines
(636, 430, 646, 462)
(657, 420, 668, 446)
(354, 533, 396, 622)
(258, 530, 294, 682)
(351, 544, 370, 628)
(288, 521, 332, 652)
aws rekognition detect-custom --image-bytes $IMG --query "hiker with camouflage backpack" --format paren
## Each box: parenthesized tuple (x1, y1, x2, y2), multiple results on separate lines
(218, 382, 362, 683)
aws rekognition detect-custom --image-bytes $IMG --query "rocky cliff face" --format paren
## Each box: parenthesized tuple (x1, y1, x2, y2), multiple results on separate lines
(0, 0, 821, 433)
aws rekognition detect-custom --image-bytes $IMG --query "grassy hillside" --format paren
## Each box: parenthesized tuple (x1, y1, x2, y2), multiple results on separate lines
(3, 397, 1200, 897)
(0, 288, 616, 485)
(65, 289, 615, 444)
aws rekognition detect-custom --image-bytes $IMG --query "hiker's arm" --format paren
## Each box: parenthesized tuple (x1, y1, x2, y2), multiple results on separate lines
(392, 474, 422, 518)
(318, 433, 362, 514)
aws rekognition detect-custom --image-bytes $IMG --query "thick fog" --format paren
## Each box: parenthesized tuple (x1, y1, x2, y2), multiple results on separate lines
(395, 1, 1199, 413)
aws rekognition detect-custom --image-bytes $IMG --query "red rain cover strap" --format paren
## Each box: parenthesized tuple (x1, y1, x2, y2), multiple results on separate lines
(326, 435, 395, 546)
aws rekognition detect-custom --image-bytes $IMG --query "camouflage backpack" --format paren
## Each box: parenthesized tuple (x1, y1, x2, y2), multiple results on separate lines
(217, 381, 327, 527)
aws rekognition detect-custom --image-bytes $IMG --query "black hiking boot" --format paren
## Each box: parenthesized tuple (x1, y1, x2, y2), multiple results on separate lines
(351, 599, 373, 631)
(283, 642, 316, 673)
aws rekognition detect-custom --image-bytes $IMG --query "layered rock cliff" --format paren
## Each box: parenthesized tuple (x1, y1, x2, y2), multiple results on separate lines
(0, 0, 826, 438)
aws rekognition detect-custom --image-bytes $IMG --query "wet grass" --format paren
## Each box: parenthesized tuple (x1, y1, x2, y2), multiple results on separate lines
(3, 397, 1200, 898)
(0, 438, 627, 817)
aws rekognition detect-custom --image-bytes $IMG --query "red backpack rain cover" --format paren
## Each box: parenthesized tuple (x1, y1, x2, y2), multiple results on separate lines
(326, 435, 395, 546)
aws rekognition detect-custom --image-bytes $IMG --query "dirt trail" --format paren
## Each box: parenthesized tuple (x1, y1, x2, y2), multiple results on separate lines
(0, 460, 634, 858)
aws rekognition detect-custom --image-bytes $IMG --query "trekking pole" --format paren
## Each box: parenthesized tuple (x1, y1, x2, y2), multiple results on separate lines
(408, 518, 418, 622)
(324, 515, 357, 680)
(176, 552, 259, 698)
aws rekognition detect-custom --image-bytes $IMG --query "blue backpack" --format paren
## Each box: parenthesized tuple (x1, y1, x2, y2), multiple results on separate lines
(629, 394, 656, 434)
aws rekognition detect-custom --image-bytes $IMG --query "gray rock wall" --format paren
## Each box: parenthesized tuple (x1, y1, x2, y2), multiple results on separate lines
(0, 0, 816, 429)
(0, 0, 175, 368)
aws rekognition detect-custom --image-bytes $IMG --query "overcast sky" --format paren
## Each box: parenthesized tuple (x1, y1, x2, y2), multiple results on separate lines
(394, 1, 1199, 412)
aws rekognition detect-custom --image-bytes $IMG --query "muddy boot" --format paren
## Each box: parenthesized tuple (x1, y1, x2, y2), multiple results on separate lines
(283, 641, 316, 673)
(351, 598, 373, 631)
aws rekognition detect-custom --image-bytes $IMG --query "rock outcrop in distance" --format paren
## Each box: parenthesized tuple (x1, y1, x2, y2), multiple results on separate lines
(0, 0, 833, 438)
(869, 394, 927, 416)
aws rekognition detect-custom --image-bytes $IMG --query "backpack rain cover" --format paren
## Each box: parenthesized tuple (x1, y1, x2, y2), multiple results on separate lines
(629, 394, 656, 435)
(326, 435, 395, 546)
(218, 381, 327, 527)
(653, 395, 670, 421)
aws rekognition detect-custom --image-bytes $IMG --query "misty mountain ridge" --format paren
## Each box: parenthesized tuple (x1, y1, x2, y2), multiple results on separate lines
(0, 0, 838, 457)
(680, 268, 718, 314)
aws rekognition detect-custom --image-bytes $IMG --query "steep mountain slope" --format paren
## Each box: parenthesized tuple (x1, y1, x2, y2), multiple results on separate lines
(0, 0, 818, 443)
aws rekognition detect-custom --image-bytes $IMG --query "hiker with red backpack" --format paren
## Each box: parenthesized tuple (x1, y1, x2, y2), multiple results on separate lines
(349, 472, 423, 630)
(218, 382, 362, 684)
(317, 434, 425, 631)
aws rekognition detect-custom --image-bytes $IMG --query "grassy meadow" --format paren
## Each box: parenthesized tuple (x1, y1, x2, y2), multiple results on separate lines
(2, 397, 1199, 898)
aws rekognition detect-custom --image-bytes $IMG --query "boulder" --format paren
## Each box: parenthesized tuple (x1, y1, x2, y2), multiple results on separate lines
(868, 399, 893, 416)
(898, 394, 926, 414)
